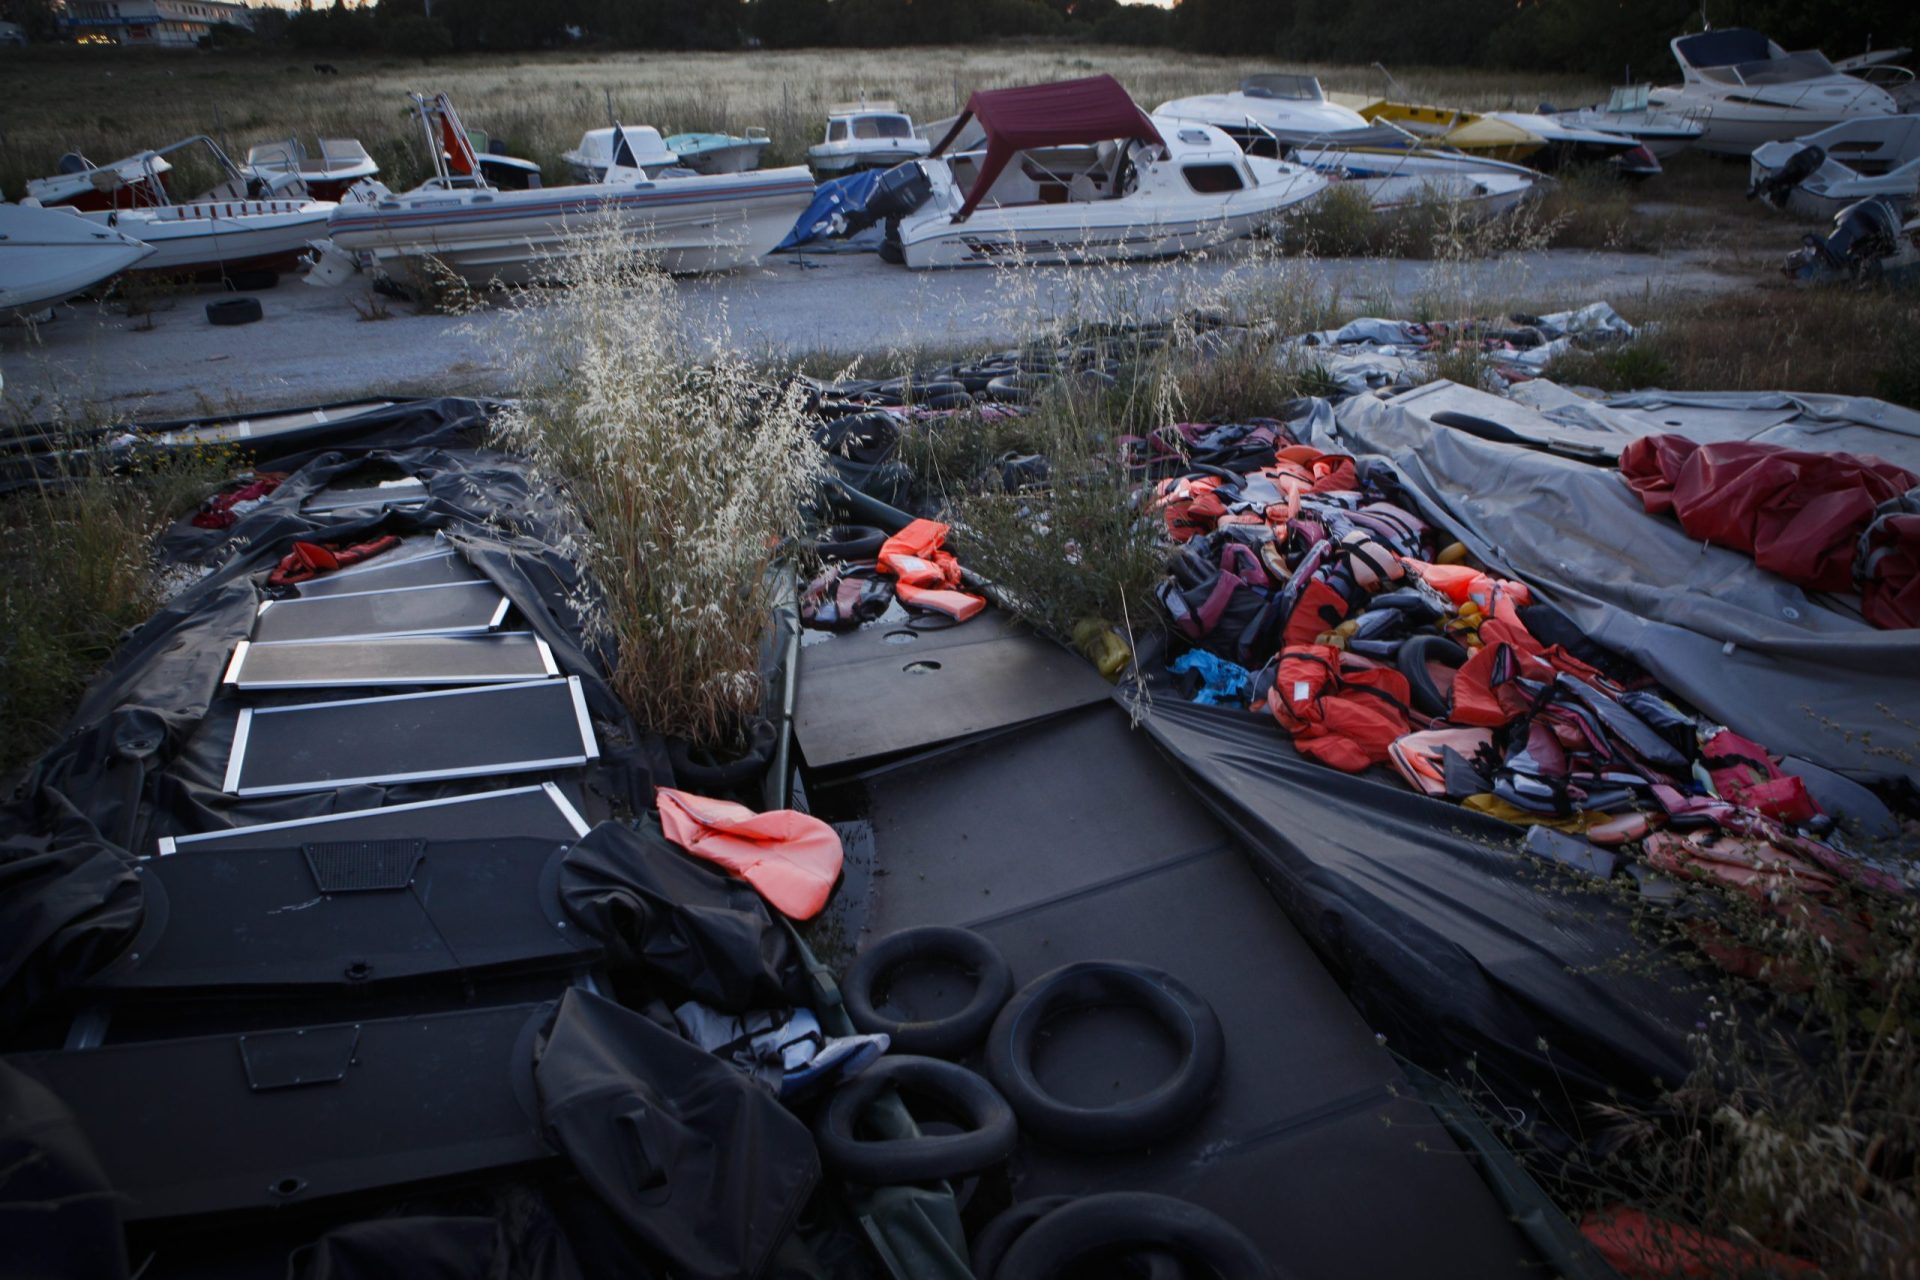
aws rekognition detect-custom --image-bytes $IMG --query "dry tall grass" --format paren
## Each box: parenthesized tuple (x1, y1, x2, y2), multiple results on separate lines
(0, 443, 229, 777)
(0, 44, 1610, 196)
(491, 220, 828, 748)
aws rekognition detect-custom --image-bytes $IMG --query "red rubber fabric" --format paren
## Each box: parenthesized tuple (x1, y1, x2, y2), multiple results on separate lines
(1619, 433, 1918, 608)
(656, 788, 844, 921)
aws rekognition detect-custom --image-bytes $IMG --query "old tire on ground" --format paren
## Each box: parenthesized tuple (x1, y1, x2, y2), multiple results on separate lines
(994, 1192, 1274, 1280)
(814, 1055, 1017, 1185)
(844, 926, 1014, 1058)
(206, 296, 263, 326)
(985, 960, 1223, 1152)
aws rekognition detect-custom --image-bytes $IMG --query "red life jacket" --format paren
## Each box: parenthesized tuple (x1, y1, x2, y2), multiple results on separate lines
(1267, 644, 1414, 773)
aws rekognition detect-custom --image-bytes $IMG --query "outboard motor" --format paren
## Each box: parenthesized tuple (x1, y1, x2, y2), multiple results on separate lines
(56, 152, 91, 176)
(1749, 143, 1824, 208)
(865, 161, 934, 221)
(1783, 196, 1902, 282)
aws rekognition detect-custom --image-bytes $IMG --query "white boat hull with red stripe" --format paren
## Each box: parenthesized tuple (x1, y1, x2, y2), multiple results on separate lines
(81, 198, 337, 275)
(321, 167, 818, 282)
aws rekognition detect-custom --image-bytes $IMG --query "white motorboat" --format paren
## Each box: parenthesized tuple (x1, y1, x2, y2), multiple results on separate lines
(242, 136, 380, 202)
(72, 137, 336, 277)
(1153, 91, 1539, 217)
(1155, 74, 1374, 154)
(1482, 111, 1657, 174)
(1547, 85, 1704, 160)
(1649, 28, 1900, 157)
(664, 129, 772, 175)
(23, 150, 173, 211)
(0, 202, 156, 316)
(808, 101, 932, 177)
(1750, 115, 1920, 220)
(317, 94, 815, 284)
(562, 125, 682, 183)
(894, 77, 1328, 270)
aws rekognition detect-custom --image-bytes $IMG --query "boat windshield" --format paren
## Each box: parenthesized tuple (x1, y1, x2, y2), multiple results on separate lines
(1605, 85, 1652, 113)
(1241, 74, 1325, 102)
(852, 115, 914, 140)
(1699, 50, 1838, 86)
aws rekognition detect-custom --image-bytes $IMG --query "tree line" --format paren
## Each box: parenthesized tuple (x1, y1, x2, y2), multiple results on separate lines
(98, 0, 1920, 80)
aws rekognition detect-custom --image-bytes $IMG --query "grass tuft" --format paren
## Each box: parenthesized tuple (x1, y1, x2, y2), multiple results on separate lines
(492, 219, 829, 748)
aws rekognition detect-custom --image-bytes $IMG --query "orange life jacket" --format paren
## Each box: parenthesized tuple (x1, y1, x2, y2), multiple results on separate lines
(878, 519, 985, 621)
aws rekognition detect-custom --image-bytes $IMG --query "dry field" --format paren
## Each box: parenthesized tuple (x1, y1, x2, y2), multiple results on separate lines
(0, 43, 1612, 193)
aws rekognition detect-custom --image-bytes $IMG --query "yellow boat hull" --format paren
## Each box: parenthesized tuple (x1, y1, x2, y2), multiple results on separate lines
(1330, 93, 1546, 163)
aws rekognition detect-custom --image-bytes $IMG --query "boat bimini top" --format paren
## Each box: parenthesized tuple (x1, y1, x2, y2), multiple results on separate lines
(1673, 27, 1870, 89)
(928, 74, 1165, 223)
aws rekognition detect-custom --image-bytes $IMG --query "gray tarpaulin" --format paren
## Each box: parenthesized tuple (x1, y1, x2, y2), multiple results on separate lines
(1321, 385, 1920, 789)
(1554, 389, 1920, 472)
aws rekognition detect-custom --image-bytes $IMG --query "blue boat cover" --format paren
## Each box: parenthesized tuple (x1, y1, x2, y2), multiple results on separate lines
(775, 169, 883, 252)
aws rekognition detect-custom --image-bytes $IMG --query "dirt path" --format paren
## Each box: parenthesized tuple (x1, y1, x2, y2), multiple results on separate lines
(2, 245, 1754, 421)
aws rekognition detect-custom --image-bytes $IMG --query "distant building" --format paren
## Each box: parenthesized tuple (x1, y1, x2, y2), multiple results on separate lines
(60, 0, 255, 47)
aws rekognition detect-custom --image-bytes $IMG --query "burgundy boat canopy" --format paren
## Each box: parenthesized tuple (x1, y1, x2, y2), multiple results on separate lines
(928, 74, 1165, 223)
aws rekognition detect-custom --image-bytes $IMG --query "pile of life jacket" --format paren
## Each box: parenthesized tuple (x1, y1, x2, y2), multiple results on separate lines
(1619, 433, 1920, 630)
(800, 518, 985, 631)
(1152, 426, 1907, 960)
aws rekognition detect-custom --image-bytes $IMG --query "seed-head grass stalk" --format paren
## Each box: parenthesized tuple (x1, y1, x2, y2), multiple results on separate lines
(491, 218, 828, 749)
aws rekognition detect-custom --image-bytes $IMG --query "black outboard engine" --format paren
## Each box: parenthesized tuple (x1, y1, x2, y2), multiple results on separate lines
(1784, 196, 1902, 282)
(865, 161, 933, 221)
(863, 161, 934, 264)
(1749, 143, 1825, 207)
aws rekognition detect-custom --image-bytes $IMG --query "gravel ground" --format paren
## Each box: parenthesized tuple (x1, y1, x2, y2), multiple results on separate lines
(1, 245, 1752, 421)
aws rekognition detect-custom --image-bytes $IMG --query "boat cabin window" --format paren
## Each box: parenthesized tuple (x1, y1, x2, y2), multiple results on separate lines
(1183, 163, 1245, 194)
(828, 120, 848, 142)
(1241, 74, 1325, 103)
(852, 115, 914, 140)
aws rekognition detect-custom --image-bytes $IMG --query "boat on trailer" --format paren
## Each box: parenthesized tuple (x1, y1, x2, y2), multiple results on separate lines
(894, 76, 1328, 270)
(317, 93, 815, 284)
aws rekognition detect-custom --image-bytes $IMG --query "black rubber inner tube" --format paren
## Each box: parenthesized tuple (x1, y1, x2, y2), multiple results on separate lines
(816, 524, 888, 561)
(666, 717, 776, 792)
(971, 1196, 1076, 1280)
(814, 1055, 1017, 1185)
(994, 1192, 1275, 1280)
(985, 960, 1223, 1152)
(843, 926, 1014, 1058)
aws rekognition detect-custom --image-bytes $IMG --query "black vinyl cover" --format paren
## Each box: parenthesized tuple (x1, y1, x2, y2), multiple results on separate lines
(89, 836, 594, 991)
(557, 820, 808, 1013)
(1126, 690, 1702, 1119)
(6, 1001, 557, 1221)
(0, 399, 669, 1030)
(0, 1060, 129, 1280)
(533, 989, 819, 1280)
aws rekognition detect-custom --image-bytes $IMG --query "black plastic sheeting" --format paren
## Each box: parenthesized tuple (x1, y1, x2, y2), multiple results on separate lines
(534, 987, 821, 1280)
(1125, 689, 1705, 1126)
(0, 399, 668, 1033)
